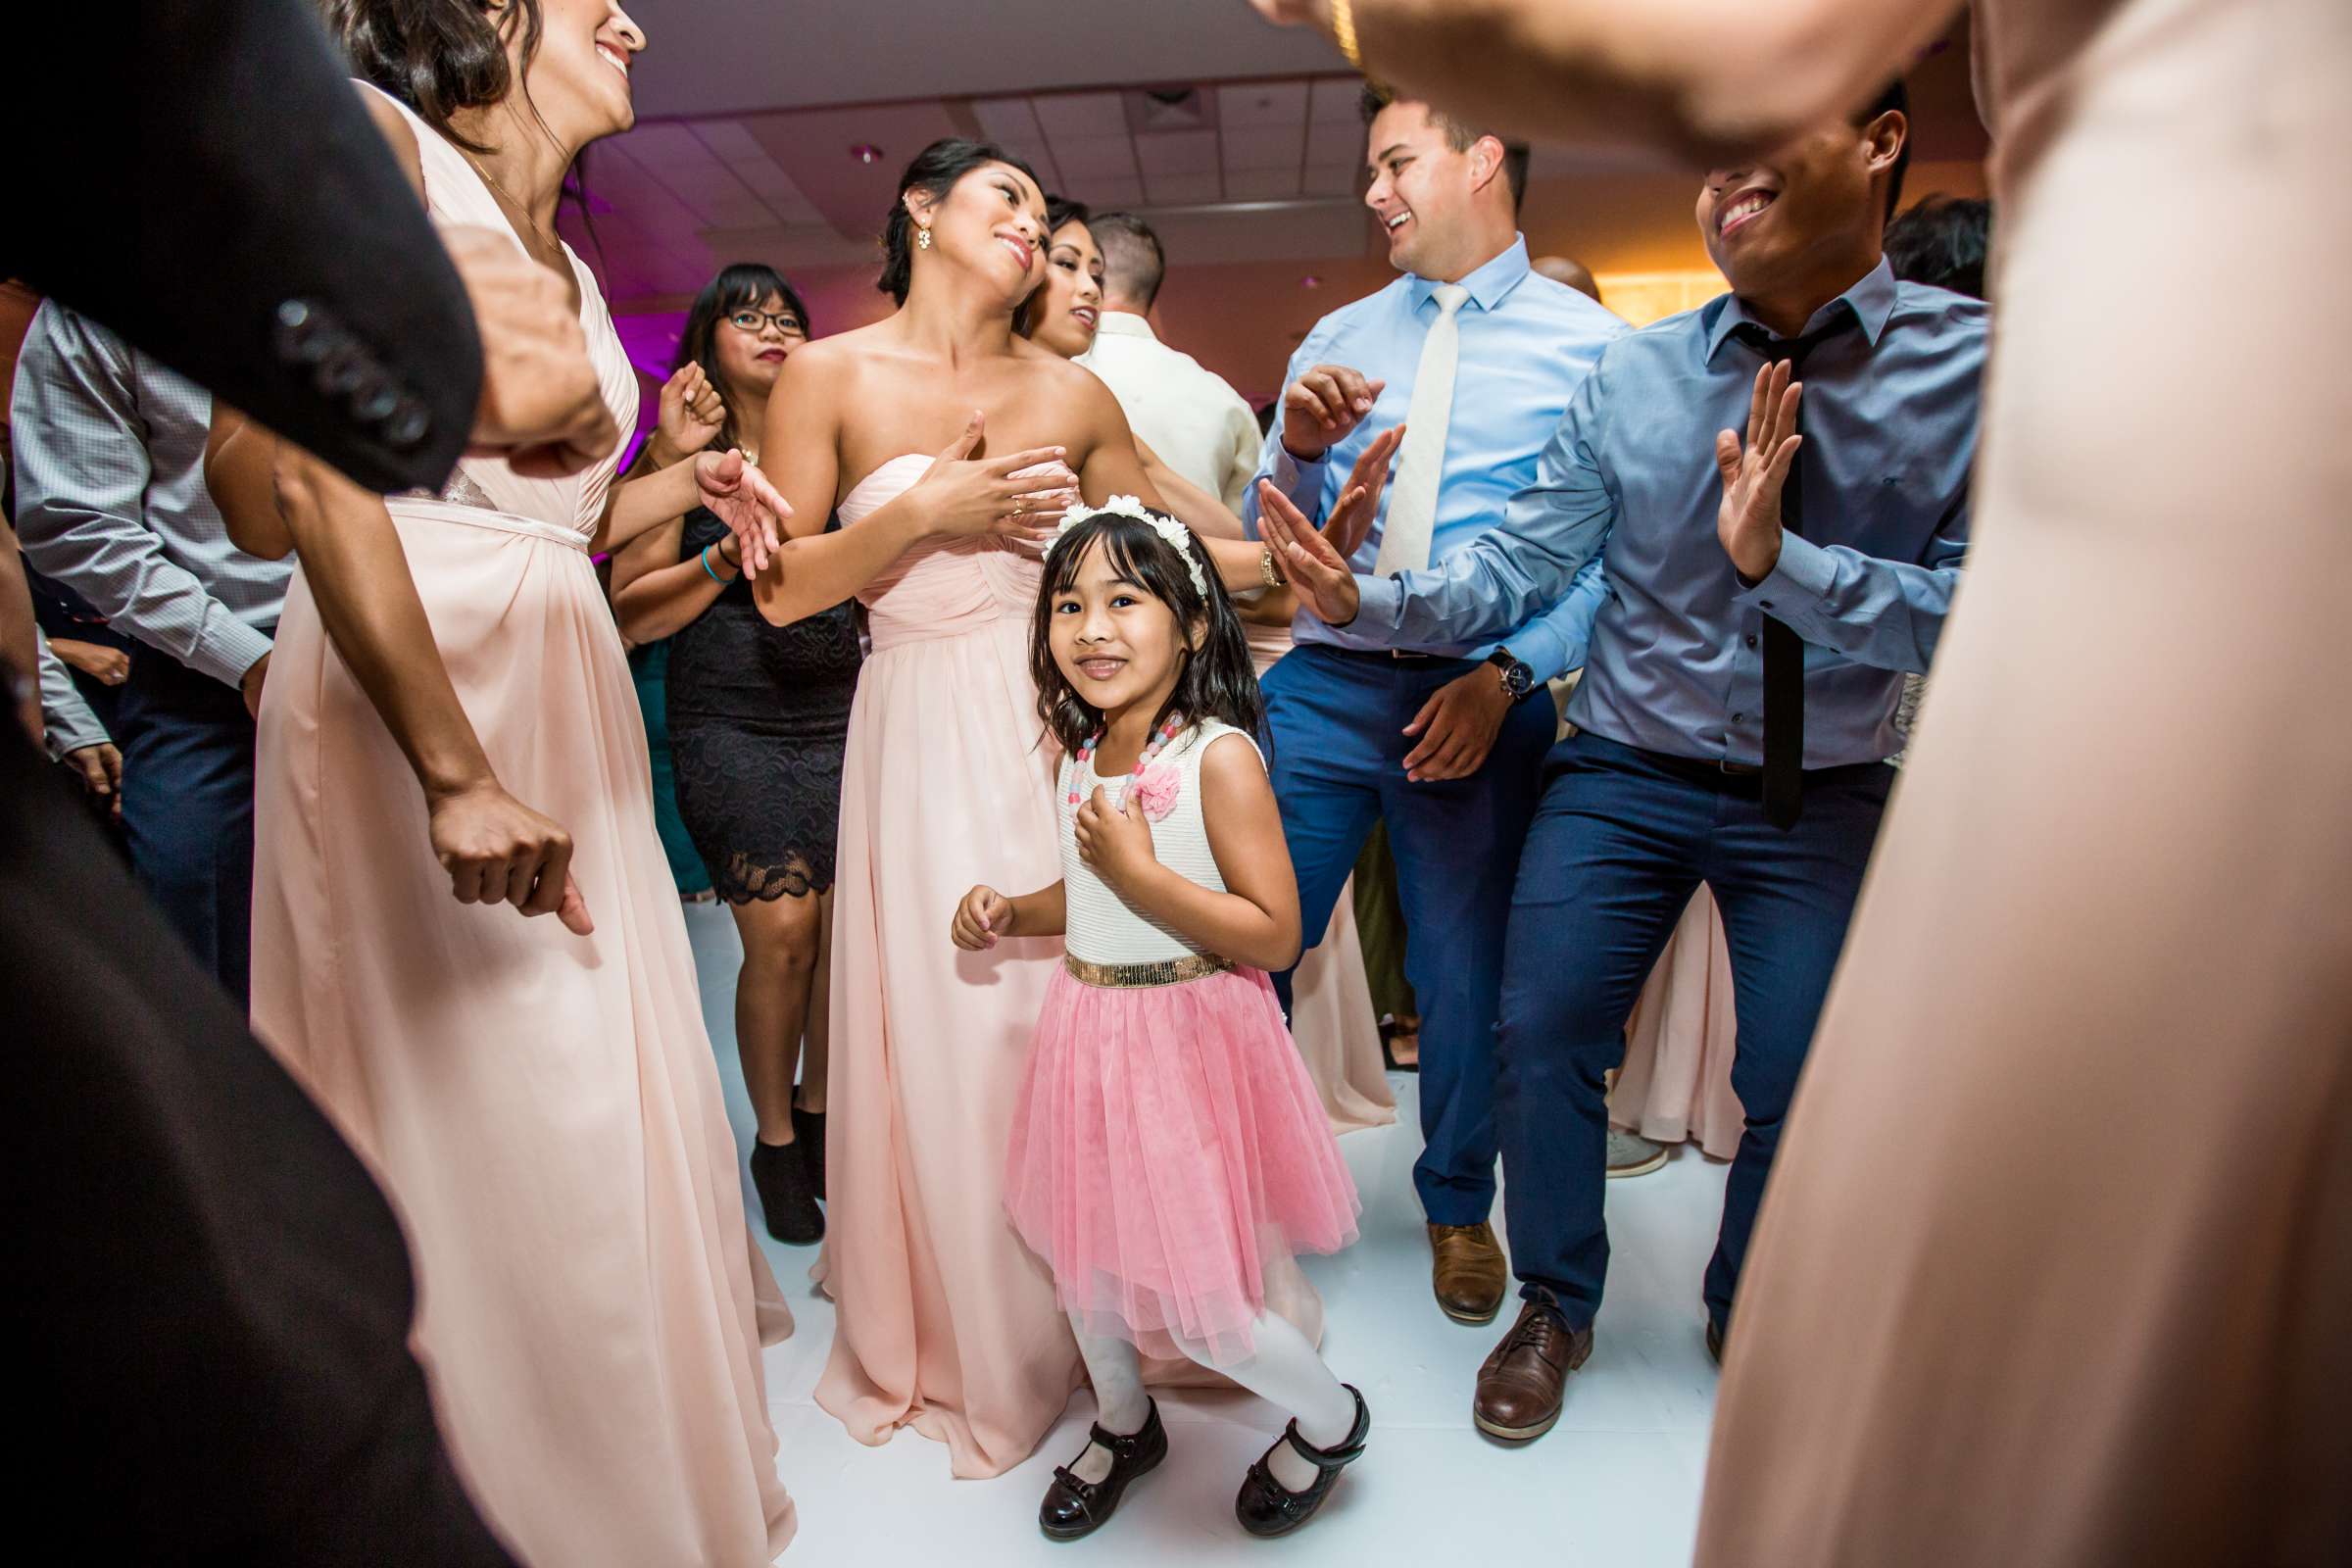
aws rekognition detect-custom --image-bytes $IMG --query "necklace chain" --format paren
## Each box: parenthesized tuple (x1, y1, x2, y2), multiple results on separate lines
(461, 151, 562, 247)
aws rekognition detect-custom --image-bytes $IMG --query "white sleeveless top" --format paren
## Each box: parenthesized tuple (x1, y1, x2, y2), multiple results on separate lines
(1059, 720, 1256, 966)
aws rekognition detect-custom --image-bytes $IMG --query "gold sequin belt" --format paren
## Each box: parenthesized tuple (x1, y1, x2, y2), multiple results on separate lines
(1063, 953, 1234, 989)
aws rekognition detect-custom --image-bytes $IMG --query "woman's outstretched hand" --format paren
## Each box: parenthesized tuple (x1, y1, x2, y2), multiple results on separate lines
(915, 411, 1076, 546)
(699, 448, 793, 575)
(1257, 480, 1365, 627)
(953, 884, 1015, 950)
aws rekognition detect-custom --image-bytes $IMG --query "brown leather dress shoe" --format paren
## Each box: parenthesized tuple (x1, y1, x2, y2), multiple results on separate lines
(1473, 1300, 1593, 1444)
(1427, 1221, 1508, 1324)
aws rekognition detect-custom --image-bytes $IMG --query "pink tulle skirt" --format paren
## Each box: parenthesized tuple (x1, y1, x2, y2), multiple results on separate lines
(1004, 962, 1362, 1364)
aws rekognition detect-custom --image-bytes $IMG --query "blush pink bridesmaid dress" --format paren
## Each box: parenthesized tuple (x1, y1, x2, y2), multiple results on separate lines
(248, 86, 793, 1566)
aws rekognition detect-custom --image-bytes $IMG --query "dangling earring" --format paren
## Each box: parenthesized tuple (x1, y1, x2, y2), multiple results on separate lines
(915, 224, 933, 251)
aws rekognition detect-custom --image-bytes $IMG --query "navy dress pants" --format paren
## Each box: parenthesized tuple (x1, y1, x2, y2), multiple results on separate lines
(114, 645, 260, 1005)
(1495, 732, 1891, 1333)
(1264, 644, 1556, 1226)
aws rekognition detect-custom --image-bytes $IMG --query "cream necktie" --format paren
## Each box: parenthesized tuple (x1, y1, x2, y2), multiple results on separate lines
(1372, 282, 1470, 577)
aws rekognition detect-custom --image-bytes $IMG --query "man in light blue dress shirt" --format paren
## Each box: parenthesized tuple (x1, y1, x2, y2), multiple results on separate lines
(1265, 83, 1985, 1441)
(1241, 84, 1624, 1328)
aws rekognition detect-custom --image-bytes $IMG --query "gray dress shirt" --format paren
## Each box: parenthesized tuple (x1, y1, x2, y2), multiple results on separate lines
(35, 629, 111, 757)
(1353, 260, 1986, 767)
(12, 301, 288, 689)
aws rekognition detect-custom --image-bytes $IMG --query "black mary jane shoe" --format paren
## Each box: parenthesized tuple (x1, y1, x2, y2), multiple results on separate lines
(1039, 1399, 1168, 1542)
(749, 1138, 823, 1246)
(791, 1102, 826, 1200)
(1235, 1384, 1370, 1539)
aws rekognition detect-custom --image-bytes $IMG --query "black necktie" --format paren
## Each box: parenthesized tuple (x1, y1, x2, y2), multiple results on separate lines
(1731, 312, 1855, 830)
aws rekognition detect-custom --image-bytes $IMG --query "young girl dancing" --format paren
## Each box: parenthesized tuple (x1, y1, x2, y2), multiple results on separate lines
(953, 499, 1367, 1542)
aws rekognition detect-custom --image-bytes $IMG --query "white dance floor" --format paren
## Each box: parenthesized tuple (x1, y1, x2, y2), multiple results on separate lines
(688, 904, 1727, 1566)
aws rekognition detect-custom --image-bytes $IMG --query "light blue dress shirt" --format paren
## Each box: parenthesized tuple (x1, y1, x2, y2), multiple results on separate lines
(1242, 236, 1625, 682)
(1352, 260, 1986, 767)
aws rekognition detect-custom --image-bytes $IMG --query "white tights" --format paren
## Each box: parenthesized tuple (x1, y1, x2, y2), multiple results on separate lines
(1067, 1310, 1356, 1494)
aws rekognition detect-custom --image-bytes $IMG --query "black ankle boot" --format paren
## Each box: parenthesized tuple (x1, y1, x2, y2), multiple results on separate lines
(750, 1138, 822, 1246)
(1234, 1385, 1369, 1538)
(791, 1102, 826, 1200)
(1039, 1398, 1167, 1542)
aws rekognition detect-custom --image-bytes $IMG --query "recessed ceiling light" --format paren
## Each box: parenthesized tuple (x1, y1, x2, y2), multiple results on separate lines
(851, 143, 884, 165)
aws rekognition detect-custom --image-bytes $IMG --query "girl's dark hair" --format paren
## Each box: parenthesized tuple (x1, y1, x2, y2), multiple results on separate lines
(321, 0, 544, 153)
(674, 264, 811, 451)
(878, 137, 1045, 306)
(1014, 195, 1092, 340)
(1030, 509, 1264, 755)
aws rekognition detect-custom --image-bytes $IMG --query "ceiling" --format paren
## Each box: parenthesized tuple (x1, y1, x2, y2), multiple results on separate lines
(619, 0, 1348, 120)
(568, 8, 1987, 392)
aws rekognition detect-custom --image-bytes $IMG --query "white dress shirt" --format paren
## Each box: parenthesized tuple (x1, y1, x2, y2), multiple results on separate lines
(1078, 312, 1261, 513)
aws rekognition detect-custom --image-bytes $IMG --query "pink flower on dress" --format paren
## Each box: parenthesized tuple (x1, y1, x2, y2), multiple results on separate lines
(1128, 761, 1181, 821)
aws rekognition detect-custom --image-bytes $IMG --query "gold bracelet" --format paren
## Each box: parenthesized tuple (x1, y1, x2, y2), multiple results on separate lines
(1329, 0, 1362, 71)
(1260, 544, 1287, 589)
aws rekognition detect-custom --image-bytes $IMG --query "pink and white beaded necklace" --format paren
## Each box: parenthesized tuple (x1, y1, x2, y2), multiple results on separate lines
(1070, 712, 1184, 806)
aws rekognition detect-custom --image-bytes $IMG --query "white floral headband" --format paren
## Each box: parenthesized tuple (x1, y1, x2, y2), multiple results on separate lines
(1054, 495, 1209, 599)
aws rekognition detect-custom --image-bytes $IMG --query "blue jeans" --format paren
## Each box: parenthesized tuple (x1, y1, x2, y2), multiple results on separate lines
(1264, 644, 1558, 1226)
(1497, 732, 1892, 1332)
(115, 646, 261, 1006)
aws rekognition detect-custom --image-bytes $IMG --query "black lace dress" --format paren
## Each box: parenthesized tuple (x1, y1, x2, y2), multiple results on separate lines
(667, 506, 862, 900)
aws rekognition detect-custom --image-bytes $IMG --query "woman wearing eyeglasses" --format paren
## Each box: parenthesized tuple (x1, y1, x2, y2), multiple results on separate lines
(611, 265, 855, 1247)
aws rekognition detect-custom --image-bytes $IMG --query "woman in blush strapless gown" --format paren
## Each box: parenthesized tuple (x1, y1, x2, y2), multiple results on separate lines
(739, 141, 1377, 1479)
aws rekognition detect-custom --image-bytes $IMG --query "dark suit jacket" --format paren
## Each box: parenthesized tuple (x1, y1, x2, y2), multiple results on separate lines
(5, 732, 518, 1562)
(5, 2, 513, 1557)
(7, 0, 483, 495)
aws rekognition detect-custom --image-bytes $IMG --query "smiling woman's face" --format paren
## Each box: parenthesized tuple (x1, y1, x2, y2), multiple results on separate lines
(1027, 220, 1106, 359)
(516, 0, 646, 147)
(911, 160, 1052, 306)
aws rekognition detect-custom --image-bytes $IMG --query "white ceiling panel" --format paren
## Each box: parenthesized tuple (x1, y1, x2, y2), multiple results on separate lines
(971, 97, 1043, 144)
(1076, 174, 1147, 209)
(997, 139, 1068, 192)
(1221, 124, 1305, 172)
(1302, 162, 1365, 199)
(1033, 91, 1129, 138)
(686, 122, 832, 226)
(1309, 76, 1366, 123)
(609, 123, 777, 229)
(1218, 81, 1308, 129)
(1143, 172, 1225, 207)
(1135, 130, 1220, 177)
(1308, 117, 1366, 166)
(1224, 168, 1303, 201)
(1050, 134, 1141, 178)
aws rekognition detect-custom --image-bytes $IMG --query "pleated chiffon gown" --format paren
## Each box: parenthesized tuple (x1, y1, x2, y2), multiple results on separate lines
(249, 85, 794, 1566)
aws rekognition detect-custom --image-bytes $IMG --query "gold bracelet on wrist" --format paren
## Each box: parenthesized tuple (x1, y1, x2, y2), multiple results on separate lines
(1329, 0, 1362, 71)
(1260, 544, 1287, 589)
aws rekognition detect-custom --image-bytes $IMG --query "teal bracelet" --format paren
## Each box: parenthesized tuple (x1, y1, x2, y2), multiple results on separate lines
(701, 543, 731, 584)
